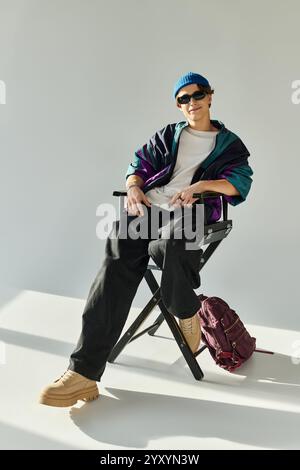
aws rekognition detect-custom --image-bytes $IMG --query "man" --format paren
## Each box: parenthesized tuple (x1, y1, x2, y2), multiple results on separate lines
(39, 72, 253, 407)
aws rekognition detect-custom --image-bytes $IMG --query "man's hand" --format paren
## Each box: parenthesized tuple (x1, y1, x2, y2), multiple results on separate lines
(125, 186, 152, 217)
(169, 181, 207, 207)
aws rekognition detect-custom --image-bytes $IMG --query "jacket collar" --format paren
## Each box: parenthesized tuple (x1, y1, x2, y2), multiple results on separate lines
(176, 119, 226, 134)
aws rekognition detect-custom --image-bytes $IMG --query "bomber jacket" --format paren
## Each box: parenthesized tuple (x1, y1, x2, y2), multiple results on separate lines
(125, 119, 253, 223)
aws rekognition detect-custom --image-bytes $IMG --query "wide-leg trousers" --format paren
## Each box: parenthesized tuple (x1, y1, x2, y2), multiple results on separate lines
(68, 203, 206, 381)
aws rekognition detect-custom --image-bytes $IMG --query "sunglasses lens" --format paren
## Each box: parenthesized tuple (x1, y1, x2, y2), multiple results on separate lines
(177, 90, 206, 105)
(177, 94, 190, 105)
(193, 91, 206, 100)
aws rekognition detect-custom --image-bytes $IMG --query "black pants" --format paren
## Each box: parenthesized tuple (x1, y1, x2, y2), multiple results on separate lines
(68, 203, 206, 381)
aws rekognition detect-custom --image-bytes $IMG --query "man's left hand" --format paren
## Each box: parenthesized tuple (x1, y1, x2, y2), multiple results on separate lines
(169, 181, 207, 207)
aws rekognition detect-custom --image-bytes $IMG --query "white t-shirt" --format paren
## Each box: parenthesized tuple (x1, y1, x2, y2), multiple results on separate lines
(145, 126, 219, 210)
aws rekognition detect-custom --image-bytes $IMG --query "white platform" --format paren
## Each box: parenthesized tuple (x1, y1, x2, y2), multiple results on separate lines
(0, 287, 300, 450)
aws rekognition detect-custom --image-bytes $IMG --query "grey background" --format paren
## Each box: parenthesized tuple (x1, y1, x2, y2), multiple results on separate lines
(0, 0, 299, 330)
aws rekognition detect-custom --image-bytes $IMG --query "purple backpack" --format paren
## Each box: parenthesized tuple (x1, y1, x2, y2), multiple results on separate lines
(196, 294, 256, 372)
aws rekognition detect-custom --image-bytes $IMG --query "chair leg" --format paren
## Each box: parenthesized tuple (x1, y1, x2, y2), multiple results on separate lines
(162, 308, 204, 380)
(144, 269, 166, 336)
(107, 288, 161, 363)
(147, 240, 222, 336)
(144, 269, 204, 380)
(109, 268, 206, 380)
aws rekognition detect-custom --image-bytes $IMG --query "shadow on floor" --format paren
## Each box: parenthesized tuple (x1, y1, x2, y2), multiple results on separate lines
(69, 387, 300, 449)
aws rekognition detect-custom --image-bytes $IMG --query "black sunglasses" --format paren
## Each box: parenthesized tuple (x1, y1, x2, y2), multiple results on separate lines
(177, 90, 207, 105)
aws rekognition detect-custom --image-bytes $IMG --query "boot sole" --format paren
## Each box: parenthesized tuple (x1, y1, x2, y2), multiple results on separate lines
(39, 385, 99, 407)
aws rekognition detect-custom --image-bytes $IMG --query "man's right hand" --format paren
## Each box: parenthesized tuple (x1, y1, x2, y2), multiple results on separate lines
(125, 186, 152, 217)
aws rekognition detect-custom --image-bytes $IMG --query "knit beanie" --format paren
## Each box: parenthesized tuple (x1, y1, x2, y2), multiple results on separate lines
(173, 72, 210, 99)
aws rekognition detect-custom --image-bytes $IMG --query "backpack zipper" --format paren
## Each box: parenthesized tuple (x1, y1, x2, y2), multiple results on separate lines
(223, 316, 240, 334)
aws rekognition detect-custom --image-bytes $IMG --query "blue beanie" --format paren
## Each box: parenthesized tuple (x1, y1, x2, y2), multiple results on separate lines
(173, 71, 210, 99)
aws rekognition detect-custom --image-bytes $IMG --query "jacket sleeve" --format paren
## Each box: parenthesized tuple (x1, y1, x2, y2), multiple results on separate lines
(125, 124, 172, 184)
(213, 135, 254, 206)
(125, 142, 158, 184)
(218, 161, 254, 206)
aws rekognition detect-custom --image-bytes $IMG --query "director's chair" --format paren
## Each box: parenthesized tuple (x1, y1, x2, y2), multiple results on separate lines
(107, 190, 237, 381)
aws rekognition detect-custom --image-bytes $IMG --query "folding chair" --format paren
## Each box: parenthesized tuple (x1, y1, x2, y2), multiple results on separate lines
(107, 190, 236, 381)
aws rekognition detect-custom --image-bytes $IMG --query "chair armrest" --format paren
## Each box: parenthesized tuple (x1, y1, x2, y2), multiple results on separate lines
(192, 191, 223, 200)
(112, 190, 224, 198)
(113, 190, 128, 197)
(112, 190, 228, 221)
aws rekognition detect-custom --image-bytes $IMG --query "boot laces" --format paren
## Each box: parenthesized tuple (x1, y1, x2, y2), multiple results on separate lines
(55, 370, 75, 384)
(181, 316, 194, 334)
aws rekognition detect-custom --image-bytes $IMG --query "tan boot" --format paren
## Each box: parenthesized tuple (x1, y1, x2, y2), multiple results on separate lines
(39, 370, 99, 407)
(179, 312, 201, 353)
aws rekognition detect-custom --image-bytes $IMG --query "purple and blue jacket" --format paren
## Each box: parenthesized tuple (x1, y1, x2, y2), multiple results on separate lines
(125, 119, 253, 223)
